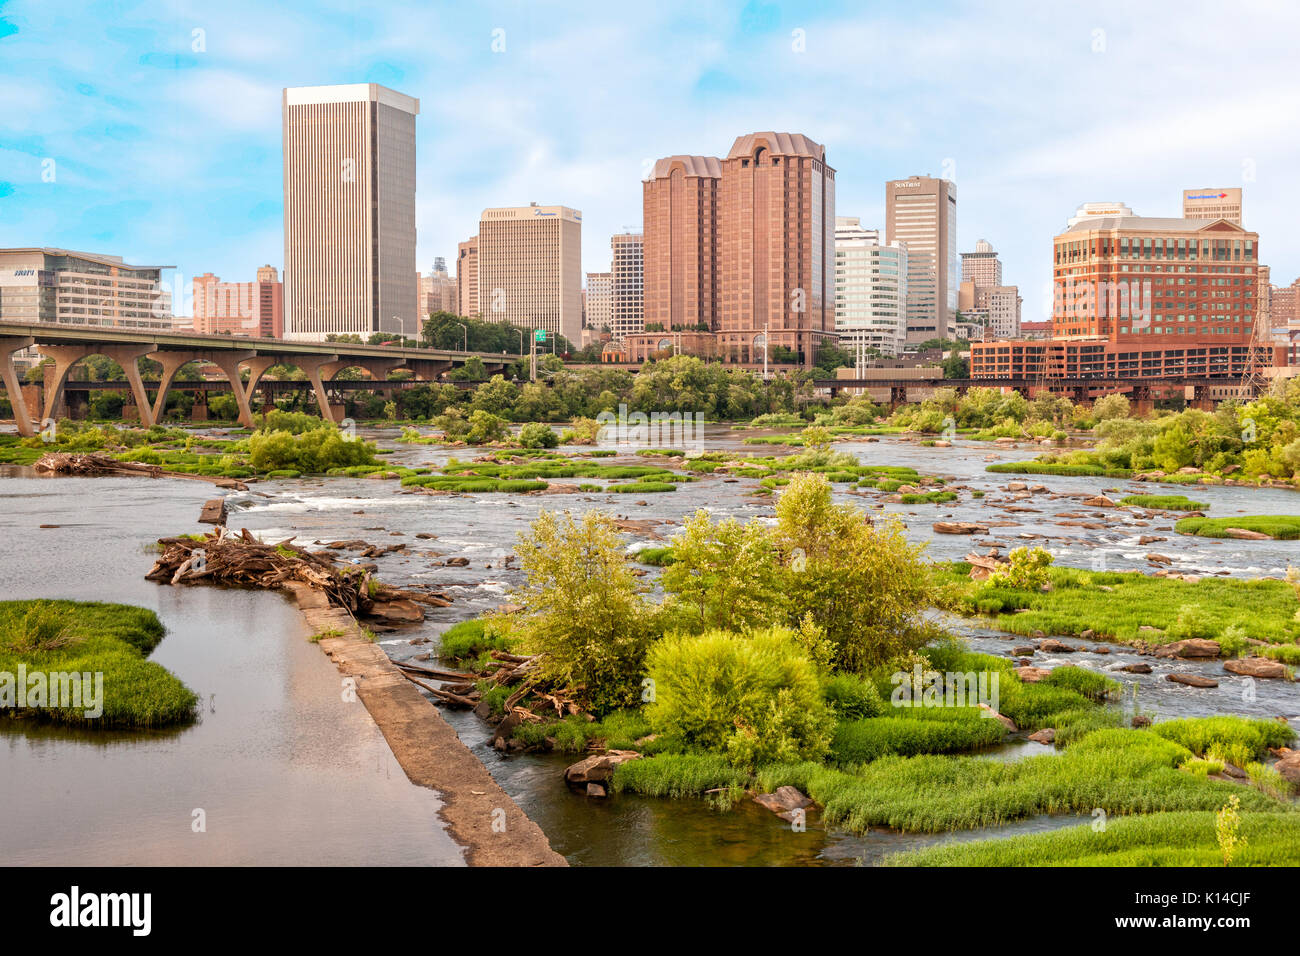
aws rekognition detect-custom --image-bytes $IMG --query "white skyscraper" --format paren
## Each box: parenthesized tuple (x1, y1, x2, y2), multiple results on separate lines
(834, 217, 908, 359)
(282, 83, 420, 341)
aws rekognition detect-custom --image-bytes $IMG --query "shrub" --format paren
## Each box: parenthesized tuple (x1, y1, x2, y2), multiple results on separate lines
(644, 627, 834, 767)
(822, 673, 886, 720)
(513, 510, 656, 714)
(985, 546, 1053, 591)
(661, 509, 781, 632)
(517, 422, 559, 449)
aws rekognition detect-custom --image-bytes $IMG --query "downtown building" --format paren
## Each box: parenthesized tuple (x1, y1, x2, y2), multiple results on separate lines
(192, 266, 284, 337)
(585, 271, 613, 332)
(610, 233, 644, 341)
(1183, 188, 1242, 225)
(282, 83, 420, 341)
(634, 133, 836, 367)
(833, 217, 907, 358)
(970, 214, 1281, 380)
(476, 204, 583, 345)
(0, 247, 174, 329)
(886, 175, 957, 345)
(418, 258, 458, 317)
(456, 236, 479, 318)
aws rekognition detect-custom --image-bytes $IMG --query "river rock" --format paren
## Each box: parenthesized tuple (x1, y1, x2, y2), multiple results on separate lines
(1155, 639, 1220, 659)
(1039, 638, 1077, 654)
(934, 521, 988, 535)
(445, 556, 470, 567)
(1028, 728, 1056, 744)
(1015, 666, 1052, 683)
(1081, 495, 1116, 508)
(1167, 673, 1219, 688)
(1145, 553, 1173, 565)
(1276, 751, 1300, 785)
(1132, 714, 1152, 727)
(366, 598, 425, 625)
(978, 703, 1017, 731)
(1223, 658, 1289, 679)
(1006, 482, 1028, 492)
(1011, 645, 1036, 656)
(1119, 662, 1153, 674)
(753, 785, 814, 818)
(1223, 528, 1271, 540)
(586, 783, 608, 799)
(564, 750, 641, 785)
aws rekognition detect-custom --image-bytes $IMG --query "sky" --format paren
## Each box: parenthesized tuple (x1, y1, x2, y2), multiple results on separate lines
(3, 0, 1299, 322)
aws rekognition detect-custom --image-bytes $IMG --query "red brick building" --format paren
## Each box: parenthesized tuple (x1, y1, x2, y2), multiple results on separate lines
(971, 215, 1281, 380)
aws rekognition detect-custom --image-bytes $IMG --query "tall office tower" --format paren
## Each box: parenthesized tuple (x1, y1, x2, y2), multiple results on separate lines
(1183, 188, 1243, 225)
(960, 239, 1002, 298)
(456, 236, 479, 318)
(586, 271, 613, 331)
(610, 233, 644, 340)
(718, 132, 836, 366)
(477, 204, 583, 344)
(418, 262, 458, 317)
(834, 217, 907, 358)
(642, 155, 721, 333)
(282, 83, 419, 341)
(193, 266, 284, 337)
(885, 175, 957, 345)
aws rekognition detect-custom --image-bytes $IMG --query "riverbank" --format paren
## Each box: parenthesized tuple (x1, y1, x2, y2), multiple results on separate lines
(287, 582, 564, 866)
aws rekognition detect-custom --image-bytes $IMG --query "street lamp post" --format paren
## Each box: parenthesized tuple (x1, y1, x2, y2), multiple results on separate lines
(456, 322, 468, 353)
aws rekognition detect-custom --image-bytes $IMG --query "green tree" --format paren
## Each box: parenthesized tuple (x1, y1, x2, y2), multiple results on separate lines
(662, 510, 782, 632)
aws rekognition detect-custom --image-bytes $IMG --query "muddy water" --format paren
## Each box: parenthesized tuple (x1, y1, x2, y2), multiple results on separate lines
(0, 475, 462, 865)
(3, 425, 1298, 865)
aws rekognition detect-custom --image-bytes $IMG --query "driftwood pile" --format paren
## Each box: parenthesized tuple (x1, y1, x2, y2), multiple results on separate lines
(35, 452, 247, 489)
(145, 528, 451, 624)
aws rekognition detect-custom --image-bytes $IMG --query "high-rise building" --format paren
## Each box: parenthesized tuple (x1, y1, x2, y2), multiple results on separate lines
(1183, 188, 1243, 225)
(1273, 278, 1300, 325)
(718, 132, 837, 365)
(476, 204, 583, 344)
(0, 248, 173, 329)
(984, 285, 1021, 339)
(193, 266, 284, 337)
(282, 83, 420, 341)
(971, 214, 1277, 379)
(586, 271, 613, 332)
(642, 155, 722, 333)
(885, 175, 957, 345)
(960, 239, 1002, 296)
(610, 233, 644, 340)
(456, 236, 479, 318)
(418, 262, 458, 317)
(834, 217, 907, 358)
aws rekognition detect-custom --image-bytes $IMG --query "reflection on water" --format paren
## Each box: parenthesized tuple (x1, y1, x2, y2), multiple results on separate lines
(4, 426, 1299, 865)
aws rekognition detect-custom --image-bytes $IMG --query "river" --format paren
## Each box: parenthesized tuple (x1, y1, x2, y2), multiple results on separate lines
(2, 424, 1297, 865)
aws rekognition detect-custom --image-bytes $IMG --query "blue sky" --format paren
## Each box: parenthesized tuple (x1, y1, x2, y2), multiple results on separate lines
(3, 0, 1299, 321)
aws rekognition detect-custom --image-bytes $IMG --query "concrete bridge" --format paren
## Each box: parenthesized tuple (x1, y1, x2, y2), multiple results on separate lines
(0, 321, 514, 436)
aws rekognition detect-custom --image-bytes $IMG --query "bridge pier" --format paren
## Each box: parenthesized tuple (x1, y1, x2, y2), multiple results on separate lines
(405, 358, 453, 381)
(39, 343, 156, 428)
(0, 335, 36, 437)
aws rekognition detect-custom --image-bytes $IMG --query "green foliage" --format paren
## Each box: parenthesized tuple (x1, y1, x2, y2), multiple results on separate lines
(1120, 494, 1208, 511)
(985, 546, 1053, 591)
(247, 424, 380, 473)
(661, 510, 782, 632)
(1150, 716, 1294, 760)
(611, 753, 751, 798)
(513, 510, 656, 714)
(438, 617, 518, 662)
(822, 673, 886, 720)
(829, 709, 1008, 763)
(517, 421, 559, 449)
(0, 600, 197, 728)
(644, 627, 834, 767)
(1176, 515, 1300, 540)
(774, 473, 939, 672)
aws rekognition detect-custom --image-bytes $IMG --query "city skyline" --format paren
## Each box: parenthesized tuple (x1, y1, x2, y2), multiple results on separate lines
(3, 1, 1300, 324)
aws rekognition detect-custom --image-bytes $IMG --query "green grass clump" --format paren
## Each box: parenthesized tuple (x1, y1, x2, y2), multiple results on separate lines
(1150, 716, 1294, 760)
(987, 461, 1132, 477)
(1039, 665, 1121, 702)
(822, 673, 886, 720)
(881, 811, 1300, 866)
(900, 490, 958, 505)
(755, 727, 1288, 835)
(606, 481, 677, 493)
(400, 475, 549, 493)
(1176, 515, 1300, 540)
(611, 753, 750, 797)
(636, 546, 677, 566)
(438, 618, 517, 662)
(829, 709, 1008, 763)
(0, 600, 197, 728)
(938, 562, 1300, 648)
(1120, 494, 1208, 511)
